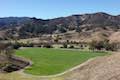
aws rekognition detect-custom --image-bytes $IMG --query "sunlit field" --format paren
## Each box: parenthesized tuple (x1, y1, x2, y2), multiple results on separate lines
(16, 48, 108, 76)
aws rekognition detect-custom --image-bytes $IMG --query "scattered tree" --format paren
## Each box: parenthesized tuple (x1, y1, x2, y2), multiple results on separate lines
(89, 39, 118, 51)
(63, 43, 68, 48)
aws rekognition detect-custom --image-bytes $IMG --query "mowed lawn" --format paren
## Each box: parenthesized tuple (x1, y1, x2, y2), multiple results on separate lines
(16, 48, 109, 76)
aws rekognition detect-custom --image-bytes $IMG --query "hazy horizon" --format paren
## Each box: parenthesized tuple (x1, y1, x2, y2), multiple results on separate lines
(1, 0, 120, 19)
(0, 12, 120, 20)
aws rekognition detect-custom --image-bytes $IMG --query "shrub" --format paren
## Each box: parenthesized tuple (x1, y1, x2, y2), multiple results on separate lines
(60, 46, 63, 48)
(13, 42, 34, 48)
(13, 42, 21, 49)
(38, 45, 42, 47)
(89, 40, 105, 51)
(43, 44, 53, 48)
(63, 43, 67, 48)
(105, 43, 118, 51)
(89, 40, 118, 51)
(69, 45, 74, 48)
(27, 43, 34, 47)
(80, 44, 84, 49)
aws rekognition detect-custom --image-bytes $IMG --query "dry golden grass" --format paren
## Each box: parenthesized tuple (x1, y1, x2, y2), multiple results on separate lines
(109, 31, 120, 43)
(62, 52, 120, 80)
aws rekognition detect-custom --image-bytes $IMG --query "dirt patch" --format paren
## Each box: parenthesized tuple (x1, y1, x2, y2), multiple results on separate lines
(2, 56, 30, 73)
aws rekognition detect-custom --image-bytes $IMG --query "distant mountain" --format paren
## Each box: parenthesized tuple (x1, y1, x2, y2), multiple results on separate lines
(0, 12, 120, 40)
(0, 17, 31, 29)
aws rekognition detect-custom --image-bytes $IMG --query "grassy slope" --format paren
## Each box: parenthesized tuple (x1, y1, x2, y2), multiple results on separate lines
(16, 48, 108, 76)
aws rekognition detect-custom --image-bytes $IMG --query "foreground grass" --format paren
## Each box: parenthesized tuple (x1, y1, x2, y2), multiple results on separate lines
(16, 48, 109, 76)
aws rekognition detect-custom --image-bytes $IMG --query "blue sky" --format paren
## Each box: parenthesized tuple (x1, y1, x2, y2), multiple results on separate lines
(0, 0, 120, 19)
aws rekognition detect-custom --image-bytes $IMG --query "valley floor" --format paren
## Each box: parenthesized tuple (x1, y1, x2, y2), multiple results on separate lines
(15, 48, 107, 76)
(0, 48, 117, 80)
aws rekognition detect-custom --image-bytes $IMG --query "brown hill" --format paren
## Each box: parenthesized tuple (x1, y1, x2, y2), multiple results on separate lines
(0, 12, 120, 41)
(63, 53, 120, 80)
(109, 31, 120, 43)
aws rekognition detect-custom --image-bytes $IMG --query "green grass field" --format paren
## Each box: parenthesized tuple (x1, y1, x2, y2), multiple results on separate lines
(16, 48, 109, 76)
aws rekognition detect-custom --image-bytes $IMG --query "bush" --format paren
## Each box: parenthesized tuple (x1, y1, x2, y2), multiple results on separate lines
(43, 44, 53, 48)
(63, 44, 67, 48)
(27, 43, 34, 47)
(13, 42, 34, 49)
(60, 46, 63, 48)
(89, 40, 105, 51)
(89, 40, 118, 51)
(80, 45, 84, 49)
(38, 45, 42, 47)
(13, 43, 21, 49)
(105, 43, 118, 51)
(69, 45, 74, 48)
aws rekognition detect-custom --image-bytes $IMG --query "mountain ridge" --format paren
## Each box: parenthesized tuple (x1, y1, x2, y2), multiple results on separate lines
(0, 12, 120, 41)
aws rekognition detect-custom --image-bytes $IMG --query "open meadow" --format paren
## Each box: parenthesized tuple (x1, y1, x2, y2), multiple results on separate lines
(16, 48, 108, 76)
